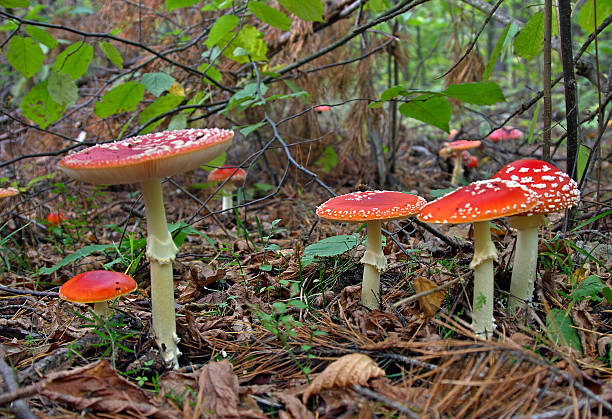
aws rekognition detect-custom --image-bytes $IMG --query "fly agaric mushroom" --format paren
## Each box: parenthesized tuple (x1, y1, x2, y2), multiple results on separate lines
(60, 270, 137, 319)
(59, 128, 233, 368)
(316, 191, 426, 310)
(439, 140, 481, 185)
(0, 187, 19, 199)
(492, 159, 580, 314)
(488, 127, 523, 142)
(207, 165, 247, 211)
(314, 105, 331, 112)
(47, 212, 67, 226)
(466, 155, 479, 169)
(418, 179, 539, 337)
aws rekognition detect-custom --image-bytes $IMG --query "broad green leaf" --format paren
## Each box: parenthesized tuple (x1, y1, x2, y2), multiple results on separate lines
(20, 81, 65, 128)
(25, 25, 58, 49)
(205, 14, 239, 47)
(201, 152, 226, 171)
(0, 0, 29, 6)
(47, 72, 78, 107)
(380, 85, 408, 101)
(576, 144, 589, 182)
(38, 244, 115, 275)
(165, 0, 199, 11)
(139, 94, 184, 133)
(7, 36, 44, 79)
(277, 0, 323, 22)
(399, 96, 451, 132)
(94, 81, 145, 118)
(572, 275, 606, 302)
(443, 82, 505, 105)
(483, 23, 512, 81)
(546, 308, 583, 353)
(249, 1, 292, 31)
(430, 188, 456, 198)
(141, 72, 175, 97)
(577, 0, 612, 34)
(239, 121, 266, 136)
(222, 25, 268, 63)
(513, 12, 545, 60)
(53, 41, 93, 79)
(314, 146, 337, 173)
(201, 64, 221, 84)
(304, 234, 361, 258)
(168, 113, 187, 130)
(100, 41, 123, 69)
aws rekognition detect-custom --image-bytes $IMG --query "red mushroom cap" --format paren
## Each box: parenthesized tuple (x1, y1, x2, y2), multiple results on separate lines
(314, 105, 331, 112)
(492, 159, 579, 215)
(418, 179, 539, 224)
(316, 190, 427, 222)
(0, 187, 19, 198)
(59, 270, 137, 303)
(207, 165, 247, 182)
(466, 155, 479, 168)
(508, 128, 523, 140)
(59, 128, 233, 185)
(488, 127, 523, 142)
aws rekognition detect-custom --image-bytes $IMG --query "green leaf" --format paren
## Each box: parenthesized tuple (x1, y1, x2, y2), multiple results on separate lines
(94, 81, 145, 119)
(571, 210, 612, 232)
(603, 287, 612, 304)
(277, 0, 323, 22)
(578, 0, 612, 34)
(0, 0, 29, 6)
(443, 82, 505, 105)
(546, 308, 583, 353)
(239, 121, 266, 136)
(576, 144, 589, 182)
(314, 146, 337, 173)
(25, 25, 58, 49)
(399, 95, 451, 132)
(221, 24, 268, 63)
(100, 41, 123, 69)
(513, 12, 545, 60)
(141, 72, 175, 97)
(249, 1, 292, 31)
(483, 23, 512, 81)
(139, 94, 184, 134)
(47, 72, 78, 107)
(304, 234, 361, 259)
(430, 188, 456, 198)
(203, 65, 221, 84)
(201, 152, 226, 171)
(572, 275, 606, 302)
(205, 14, 239, 47)
(20, 81, 65, 128)
(168, 113, 187, 130)
(38, 244, 115, 275)
(7, 36, 44, 79)
(53, 41, 93, 80)
(165, 0, 199, 11)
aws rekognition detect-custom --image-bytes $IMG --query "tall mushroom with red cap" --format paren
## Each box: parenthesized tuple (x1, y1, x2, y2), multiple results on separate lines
(316, 191, 426, 310)
(439, 140, 481, 185)
(418, 179, 539, 336)
(493, 159, 580, 314)
(59, 128, 233, 368)
(207, 165, 246, 211)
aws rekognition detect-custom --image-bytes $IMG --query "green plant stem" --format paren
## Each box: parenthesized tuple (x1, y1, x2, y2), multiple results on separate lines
(470, 221, 497, 337)
(360, 220, 386, 310)
(140, 179, 180, 368)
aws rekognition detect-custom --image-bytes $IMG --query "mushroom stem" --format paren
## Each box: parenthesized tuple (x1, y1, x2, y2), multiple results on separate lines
(360, 220, 386, 310)
(93, 301, 110, 319)
(140, 179, 181, 368)
(470, 221, 497, 337)
(507, 215, 546, 315)
(451, 152, 463, 185)
(221, 190, 233, 211)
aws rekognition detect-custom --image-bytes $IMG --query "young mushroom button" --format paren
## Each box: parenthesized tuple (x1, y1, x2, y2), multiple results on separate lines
(58, 128, 233, 368)
(417, 179, 539, 337)
(316, 191, 426, 310)
(492, 159, 580, 315)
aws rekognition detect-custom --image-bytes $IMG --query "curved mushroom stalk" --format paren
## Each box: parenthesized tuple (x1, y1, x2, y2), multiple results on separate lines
(141, 179, 181, 368)
(451, 152, 463, 185)
(470, 221, 498, 337)
(360, 220, 386, 310)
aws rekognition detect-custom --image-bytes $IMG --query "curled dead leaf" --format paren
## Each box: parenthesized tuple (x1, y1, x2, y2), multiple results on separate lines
(302, 353, 385, 403)
(413, 276, 445, 317)
(193, 360, 240, 418)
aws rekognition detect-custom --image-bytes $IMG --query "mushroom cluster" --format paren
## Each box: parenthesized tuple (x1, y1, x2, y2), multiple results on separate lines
(439, 140, 481, 185)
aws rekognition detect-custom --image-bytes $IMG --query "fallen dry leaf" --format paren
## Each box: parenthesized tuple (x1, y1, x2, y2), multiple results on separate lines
(302, 353, 385, 403)
(276, 392, 313, 419)
(413, 276, 445, 317)
(193, 360, 240, 418)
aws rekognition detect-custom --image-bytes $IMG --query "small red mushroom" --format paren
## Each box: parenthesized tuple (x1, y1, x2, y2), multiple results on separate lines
(489, 127, 523, 142)
(47, 212, 67, 226)
(314, 105, 331, 112)
(208, 165, 247, 211)
(466, 156, 479, 169)
(439, 140, 481, 185)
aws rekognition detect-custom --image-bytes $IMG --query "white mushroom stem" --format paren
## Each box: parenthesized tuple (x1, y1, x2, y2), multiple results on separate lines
(451, 152, 463, 185)
(140, 179, 181, 369)
(93, 301, 110, 319)
(507, 214, 546, 315)
(360, 220, 387, 310)
(221, 187, 233, 211)
(470, 221, 498, 337)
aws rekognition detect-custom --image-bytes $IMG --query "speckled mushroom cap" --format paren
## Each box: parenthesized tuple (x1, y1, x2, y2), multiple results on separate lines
(418, 179, 539, 224)
(316, 190, 427, 222)
(207, 165, 247, 182)
(59, 270, 137, 303)
(0, 187, 19, 198)
(492, 159, 580, 215)
(59, 128, 233, 185)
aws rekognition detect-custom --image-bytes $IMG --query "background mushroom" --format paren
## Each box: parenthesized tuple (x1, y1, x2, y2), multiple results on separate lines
(439, 140, 481, 185)
(492, 159, 580, 315)
(59, 270, 137, 319)
(316, 190, 426, 310)
(59, 128, 233, 368)
(488, 127, 523, 142)
(207, 165, 247, 211)
(418, 179, 539, 337)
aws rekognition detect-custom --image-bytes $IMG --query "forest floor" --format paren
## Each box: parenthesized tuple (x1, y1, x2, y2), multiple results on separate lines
(1, 130, 611, 418)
